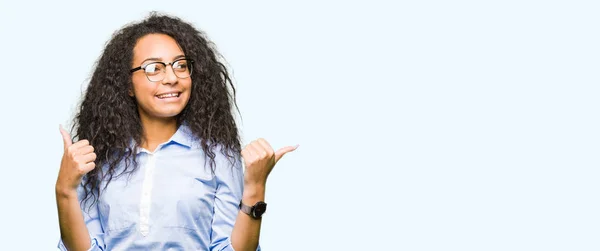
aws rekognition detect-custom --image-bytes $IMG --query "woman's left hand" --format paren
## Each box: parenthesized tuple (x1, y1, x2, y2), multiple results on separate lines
(241, 138, 298, 187)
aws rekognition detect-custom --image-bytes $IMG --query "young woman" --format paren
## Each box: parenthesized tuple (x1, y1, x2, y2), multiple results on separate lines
(55, 13, 297, 251)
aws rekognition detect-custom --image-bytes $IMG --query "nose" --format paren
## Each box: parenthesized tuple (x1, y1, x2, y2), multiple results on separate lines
(161, 64, 178, 85)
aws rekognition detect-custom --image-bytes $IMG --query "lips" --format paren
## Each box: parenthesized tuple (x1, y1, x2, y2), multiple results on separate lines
(156, 92, 181, 99)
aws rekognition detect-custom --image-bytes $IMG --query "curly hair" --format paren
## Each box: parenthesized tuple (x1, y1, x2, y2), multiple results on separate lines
(72, 12, 241, 208)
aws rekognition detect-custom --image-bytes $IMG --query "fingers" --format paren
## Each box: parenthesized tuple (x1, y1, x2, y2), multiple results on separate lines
(59, 125, 73, 149)
(246, 141, 262, 158)
(256, 138, 274, 156)
(243, 138, 298, 163)
(75, 145, 94, 155)
(79, 152, 97, 164)
(60, 127, 96, 166)
(60, 125, 93, 152)
(83, 162, 96, 173)
(78, 145, 95, 155)
(275, 144, 299, 163)
(71, 139, 90, 149)
(241, 147, 249, 159)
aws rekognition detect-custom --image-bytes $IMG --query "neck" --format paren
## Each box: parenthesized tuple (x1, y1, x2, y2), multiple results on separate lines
(139, 115, 178, 152)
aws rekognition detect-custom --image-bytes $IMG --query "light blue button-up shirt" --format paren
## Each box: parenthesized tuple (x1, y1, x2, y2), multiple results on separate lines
(58, 125, 260, 250)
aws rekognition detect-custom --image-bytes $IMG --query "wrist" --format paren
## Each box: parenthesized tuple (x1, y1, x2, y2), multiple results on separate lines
(55, 185, 78, 200)
(242, 184, 265, 205)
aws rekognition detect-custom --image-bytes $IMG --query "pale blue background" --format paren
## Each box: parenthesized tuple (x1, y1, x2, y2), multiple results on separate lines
(0, 0, 598, 250)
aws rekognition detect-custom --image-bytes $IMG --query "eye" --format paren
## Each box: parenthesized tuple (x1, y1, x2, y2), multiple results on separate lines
(174, 61, 189, 71)
(144, 63, 164, 75)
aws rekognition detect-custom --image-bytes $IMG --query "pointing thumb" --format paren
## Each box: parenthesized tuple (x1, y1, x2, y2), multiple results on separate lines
(59, 124, 73, 148)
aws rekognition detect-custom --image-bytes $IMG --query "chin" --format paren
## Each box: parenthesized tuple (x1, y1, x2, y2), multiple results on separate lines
(157, 109, 185, 118)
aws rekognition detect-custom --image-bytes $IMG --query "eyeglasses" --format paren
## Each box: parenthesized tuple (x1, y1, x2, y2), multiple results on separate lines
(130, 58, 194, 82)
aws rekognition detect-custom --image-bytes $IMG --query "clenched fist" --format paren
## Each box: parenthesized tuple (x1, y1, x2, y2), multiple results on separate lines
(241, 138, 298, 187)
(56, 125, 97, 195)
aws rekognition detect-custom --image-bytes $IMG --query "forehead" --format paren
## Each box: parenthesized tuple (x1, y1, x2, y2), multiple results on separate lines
(133, 34, 184, 64)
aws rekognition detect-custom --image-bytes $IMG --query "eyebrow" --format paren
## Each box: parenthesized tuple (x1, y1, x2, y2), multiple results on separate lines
(141, 55, 186, 65)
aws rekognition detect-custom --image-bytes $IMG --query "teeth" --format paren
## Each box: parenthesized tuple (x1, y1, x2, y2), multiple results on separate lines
(157, 93, 179, 99)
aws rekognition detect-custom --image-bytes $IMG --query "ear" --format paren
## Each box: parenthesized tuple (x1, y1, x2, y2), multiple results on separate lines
(128, 89, 134, 97)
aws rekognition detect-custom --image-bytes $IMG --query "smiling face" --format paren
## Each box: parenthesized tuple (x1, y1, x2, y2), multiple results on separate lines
(130, 33, 192, 122)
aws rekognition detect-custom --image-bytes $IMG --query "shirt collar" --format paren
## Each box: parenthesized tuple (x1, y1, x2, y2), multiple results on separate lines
(127, 123, 195, 153)
(168, 123, 193, 148)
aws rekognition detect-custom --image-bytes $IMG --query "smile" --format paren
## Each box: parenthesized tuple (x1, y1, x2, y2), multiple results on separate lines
(156, 92, 181, 99)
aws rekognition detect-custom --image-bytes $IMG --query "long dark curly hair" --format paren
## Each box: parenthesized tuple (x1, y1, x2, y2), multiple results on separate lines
(72, 13, 241, 208)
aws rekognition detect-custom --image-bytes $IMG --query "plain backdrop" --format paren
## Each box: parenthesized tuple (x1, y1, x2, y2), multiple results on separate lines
(0, 0, 598, 250)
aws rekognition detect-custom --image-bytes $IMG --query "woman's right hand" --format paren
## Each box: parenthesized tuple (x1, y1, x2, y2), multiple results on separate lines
(56, 125, 97, 196)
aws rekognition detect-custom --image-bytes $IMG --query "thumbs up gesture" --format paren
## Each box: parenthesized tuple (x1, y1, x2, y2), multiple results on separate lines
(241, 138, 298, 187)
(55, 125, 97, 196)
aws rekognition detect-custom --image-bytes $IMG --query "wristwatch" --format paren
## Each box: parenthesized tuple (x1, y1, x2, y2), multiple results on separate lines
(239, 201, 267, 219)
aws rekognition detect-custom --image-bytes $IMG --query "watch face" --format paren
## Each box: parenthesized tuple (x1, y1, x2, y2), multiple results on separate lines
(253, 202, 267, 218)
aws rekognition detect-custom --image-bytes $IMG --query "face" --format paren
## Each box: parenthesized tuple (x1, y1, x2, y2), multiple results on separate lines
(130, 33, 192, 121)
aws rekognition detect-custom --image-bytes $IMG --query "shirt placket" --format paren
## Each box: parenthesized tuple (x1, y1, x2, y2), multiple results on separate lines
(139, 152, 157, 236)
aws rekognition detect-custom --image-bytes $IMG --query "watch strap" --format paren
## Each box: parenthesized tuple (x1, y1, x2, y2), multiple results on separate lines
(239, 201, 253, 216)
(239, 201, 267, 219)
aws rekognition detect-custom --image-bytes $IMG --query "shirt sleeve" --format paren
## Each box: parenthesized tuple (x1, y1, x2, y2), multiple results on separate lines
(57, 183, 106, 251)
(210, 150, 261, 251)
